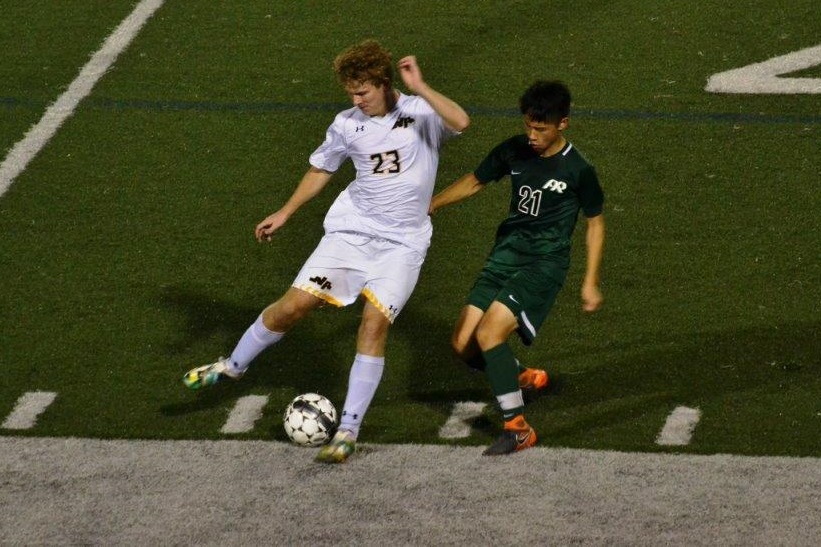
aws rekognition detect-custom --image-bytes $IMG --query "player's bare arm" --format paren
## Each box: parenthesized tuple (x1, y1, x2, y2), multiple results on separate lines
(255, 167, 333, 241)
(581, 214, 605, 312)
(397, 55, 470, 133)
(429, 172, 484, 215)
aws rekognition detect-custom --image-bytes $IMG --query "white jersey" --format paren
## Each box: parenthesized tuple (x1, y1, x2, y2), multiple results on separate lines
(309, 92, 457, 254)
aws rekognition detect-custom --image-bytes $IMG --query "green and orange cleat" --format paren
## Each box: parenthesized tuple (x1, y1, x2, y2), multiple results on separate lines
(483, 415, 537, 456)
(315, 429, 356, 464)
(518, 367, 549, 404)
(182, 357, 242, 390)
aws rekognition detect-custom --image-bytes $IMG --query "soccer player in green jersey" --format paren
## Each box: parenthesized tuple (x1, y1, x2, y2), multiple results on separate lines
(429, 80, 605, 455)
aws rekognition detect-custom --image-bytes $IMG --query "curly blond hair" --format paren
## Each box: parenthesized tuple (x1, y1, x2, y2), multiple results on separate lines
(333, 39, 393, 88)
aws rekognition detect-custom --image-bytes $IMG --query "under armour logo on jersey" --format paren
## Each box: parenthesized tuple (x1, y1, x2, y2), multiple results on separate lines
(355, 125, 366, 132)
(542, 179, 567, 194)
(392, 116, 415, 129)
(309, 276, 332, 290)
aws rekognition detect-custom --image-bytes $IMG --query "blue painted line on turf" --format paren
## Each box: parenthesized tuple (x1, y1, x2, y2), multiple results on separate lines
(2, 95, 819, 125)
(471, 105, 821, 125)
(0, 97, 43, 109)
(92, 97, 349, 113)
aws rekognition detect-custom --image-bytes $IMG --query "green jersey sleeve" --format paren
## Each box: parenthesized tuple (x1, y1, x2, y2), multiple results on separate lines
(578, 165, 604, 217)
(473, 139, 514, 183)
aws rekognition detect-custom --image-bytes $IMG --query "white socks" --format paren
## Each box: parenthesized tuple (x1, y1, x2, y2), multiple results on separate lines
(228, 314, 284, 375)
(339, 353, 385, 439)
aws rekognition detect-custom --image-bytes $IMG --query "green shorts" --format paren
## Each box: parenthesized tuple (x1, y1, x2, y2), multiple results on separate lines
(466, 258, 566, 346)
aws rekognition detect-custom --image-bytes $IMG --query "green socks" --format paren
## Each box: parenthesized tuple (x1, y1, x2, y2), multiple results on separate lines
(482, 342, 524, 420)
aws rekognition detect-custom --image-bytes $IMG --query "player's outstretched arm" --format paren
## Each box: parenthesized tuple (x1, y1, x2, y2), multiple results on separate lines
(397, 55, 470, 133)
(581, 214, 605, 312)
(255, 166, 333, 241)
(429, 172, 484, 215)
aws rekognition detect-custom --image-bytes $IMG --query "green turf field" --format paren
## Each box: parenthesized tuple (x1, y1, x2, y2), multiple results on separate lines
(1, 0, 818, 457)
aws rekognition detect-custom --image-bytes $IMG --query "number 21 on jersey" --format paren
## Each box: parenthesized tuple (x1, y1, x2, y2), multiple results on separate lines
(517, 186, 542, 216)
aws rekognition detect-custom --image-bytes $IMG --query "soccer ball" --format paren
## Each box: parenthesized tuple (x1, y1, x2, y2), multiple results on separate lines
(283, 393, 338, 446)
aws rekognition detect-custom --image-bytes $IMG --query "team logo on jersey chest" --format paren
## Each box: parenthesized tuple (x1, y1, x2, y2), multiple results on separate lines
(392, 116, 415, 129)
(542, 179, 567, 194)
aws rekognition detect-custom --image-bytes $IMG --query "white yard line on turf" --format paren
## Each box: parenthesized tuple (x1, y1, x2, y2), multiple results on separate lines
(1, 391, 57, 430)
(657, 405, 701, 446)
(221, 395, 270, 434)
(0, 0, 165, 198)
(439, 401, 487, 439)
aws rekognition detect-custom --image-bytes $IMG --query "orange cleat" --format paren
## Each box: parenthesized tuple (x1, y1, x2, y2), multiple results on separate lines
(483, 415, 537, 456)
(518, 367, 548, 390)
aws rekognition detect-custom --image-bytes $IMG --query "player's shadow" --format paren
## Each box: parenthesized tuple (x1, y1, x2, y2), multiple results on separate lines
(160, 285, 259, 356)
(535, 319, 820, 450)
(396, 304, 491, 410)
(158, 285, 355, 416)
(397, 299, 820, 450)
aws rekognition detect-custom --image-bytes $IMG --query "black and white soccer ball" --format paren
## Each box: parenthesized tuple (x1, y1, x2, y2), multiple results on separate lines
(283, 393, 338, 446)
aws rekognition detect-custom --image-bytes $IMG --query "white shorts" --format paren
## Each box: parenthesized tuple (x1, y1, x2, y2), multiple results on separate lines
(292, 231, 426, 322)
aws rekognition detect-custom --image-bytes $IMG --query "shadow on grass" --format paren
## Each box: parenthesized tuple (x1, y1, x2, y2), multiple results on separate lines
(395, 304, 490, 408)
(550, 319, 818, 404)
(155, 285, 819, 455)
(157, 285, 357, 417)
(535, 320, 820, 454)
(398, 302, 819, 453)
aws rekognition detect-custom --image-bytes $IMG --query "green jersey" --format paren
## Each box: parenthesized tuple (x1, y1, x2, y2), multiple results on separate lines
(474, 135, 604, 271)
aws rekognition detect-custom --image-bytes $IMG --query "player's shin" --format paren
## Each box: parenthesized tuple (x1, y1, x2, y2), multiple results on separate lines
(338, 353, 385, 439)
(482, 342, 524, 420)
(228, 314, 284, 375)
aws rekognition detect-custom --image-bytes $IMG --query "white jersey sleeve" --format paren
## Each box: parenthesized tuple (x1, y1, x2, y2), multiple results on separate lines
(309, 113, 349, 173)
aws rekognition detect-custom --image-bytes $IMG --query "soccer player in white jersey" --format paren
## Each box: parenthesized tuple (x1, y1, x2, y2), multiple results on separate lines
(182, 40, 469, 463)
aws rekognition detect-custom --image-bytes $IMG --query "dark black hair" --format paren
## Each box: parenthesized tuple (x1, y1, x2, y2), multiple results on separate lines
(519, 80, 571, 123)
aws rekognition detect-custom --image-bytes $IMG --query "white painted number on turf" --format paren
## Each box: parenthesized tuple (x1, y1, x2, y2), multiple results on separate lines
(706, 44, 821, 94)
(439, 401, 487, 439)
(2, 391, 58, 430)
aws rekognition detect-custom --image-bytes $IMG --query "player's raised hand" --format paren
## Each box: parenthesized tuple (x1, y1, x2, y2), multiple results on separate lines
(397, 55, 425, 93)
(255, 210, 289, 242)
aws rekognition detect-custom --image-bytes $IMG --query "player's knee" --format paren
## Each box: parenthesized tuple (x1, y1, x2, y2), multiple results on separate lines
(450, 332, 473, 361)
(263, 296, 311, 331)
(357, 314, 390, 344)
(474, 323, 505, 351)
(451, 331, 486, 372)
